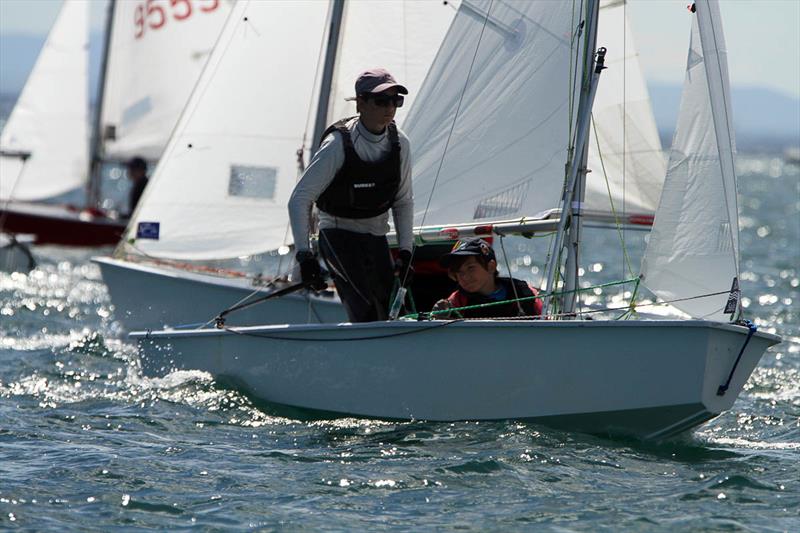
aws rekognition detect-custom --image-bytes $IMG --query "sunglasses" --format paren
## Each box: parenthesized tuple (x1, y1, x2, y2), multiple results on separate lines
(364, 94, 404, 108)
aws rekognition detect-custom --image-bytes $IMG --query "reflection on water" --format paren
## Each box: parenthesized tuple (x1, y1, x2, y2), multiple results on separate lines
(1, 155, 798, 529)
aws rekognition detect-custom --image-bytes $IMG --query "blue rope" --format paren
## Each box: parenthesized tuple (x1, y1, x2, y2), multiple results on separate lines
(717, 320, 758, 396)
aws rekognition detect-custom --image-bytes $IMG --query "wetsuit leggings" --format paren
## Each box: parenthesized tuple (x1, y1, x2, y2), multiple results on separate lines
(319, 228, 395, 322)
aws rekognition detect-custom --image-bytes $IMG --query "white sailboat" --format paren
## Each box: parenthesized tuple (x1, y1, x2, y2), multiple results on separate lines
(94, 0, 457, 330)
(131, 0, 780, 439)
(96, 0, 663, 331)
(0, 0, 230, 248)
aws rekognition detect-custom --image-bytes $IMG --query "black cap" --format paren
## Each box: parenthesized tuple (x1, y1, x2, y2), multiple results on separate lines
(439, 238, 496, 268)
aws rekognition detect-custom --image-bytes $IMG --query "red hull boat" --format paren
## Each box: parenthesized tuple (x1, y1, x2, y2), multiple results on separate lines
(0, 202, 126, 247)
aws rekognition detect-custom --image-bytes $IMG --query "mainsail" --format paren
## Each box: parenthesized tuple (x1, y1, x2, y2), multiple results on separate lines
(99, 0, 231, 162)
(406, 0, 588, 228)
(641, 0, 740, 322)
(122, 0, 456, 261)
(405, 0, 662, 229)
(0, 0, 89, 202)
(327, 0, 457, 126)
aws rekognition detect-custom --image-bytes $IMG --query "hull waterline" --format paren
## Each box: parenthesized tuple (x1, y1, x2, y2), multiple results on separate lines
(95, 256, 346, 331)
(131, 320, 780, 439)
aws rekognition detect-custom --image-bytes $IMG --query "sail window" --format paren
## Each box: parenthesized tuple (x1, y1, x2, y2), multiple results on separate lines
(228, 165, 277, 199)
(473, 180, 529, 220)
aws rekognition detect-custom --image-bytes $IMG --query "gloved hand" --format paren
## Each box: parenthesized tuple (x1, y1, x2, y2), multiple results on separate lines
(395, 249, 414, 286)
(296, 250, 326, 291)
(431, 298, 453, 319)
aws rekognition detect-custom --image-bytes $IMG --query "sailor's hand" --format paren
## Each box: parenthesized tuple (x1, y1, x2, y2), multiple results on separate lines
(431, 298, 453, 319)
(296, 251, 326, 291)
(395, 249, 414, 286)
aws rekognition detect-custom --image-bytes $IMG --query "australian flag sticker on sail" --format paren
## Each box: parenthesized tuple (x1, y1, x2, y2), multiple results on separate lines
(136, 221, 160, 240)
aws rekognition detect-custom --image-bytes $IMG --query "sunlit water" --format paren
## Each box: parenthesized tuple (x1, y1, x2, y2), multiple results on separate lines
(1, 156, 798, 530)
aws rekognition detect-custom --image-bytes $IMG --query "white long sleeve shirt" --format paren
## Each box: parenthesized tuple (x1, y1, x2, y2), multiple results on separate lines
(288, 117, 414, 252)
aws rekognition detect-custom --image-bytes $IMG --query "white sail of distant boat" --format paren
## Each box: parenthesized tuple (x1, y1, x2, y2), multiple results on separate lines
(0, 0, 231, 249)
(99, 0, 232, 162)
(585, 0, 665, 218)
(0, 0, 89, 202)
(119, 0, 456, 261)
(130, 0, 779, 440)
(641, 0, 740, 322)
(118, 0, 330, 261)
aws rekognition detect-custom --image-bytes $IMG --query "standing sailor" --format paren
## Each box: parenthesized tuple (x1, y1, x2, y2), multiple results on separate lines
(288, 68, 414, 322)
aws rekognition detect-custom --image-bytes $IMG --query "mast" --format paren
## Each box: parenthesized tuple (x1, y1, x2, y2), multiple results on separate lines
(310, 0, 345, 153)
(543, 0, 603, 317)
(87, 0, 116, 208)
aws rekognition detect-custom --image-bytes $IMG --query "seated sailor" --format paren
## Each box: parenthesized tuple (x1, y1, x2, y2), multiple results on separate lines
(432, 238, 543, 319)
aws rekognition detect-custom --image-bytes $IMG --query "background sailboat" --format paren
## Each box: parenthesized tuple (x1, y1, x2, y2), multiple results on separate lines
(132, 0, 779, 439)
(95, 0, 457, 330)
(0, 0, 230, 247)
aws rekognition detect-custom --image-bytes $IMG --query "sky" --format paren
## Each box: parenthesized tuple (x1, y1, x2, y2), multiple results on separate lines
(0, 0, 799, 98)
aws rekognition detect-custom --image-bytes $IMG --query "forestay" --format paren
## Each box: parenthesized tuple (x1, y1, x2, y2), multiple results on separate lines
(99, 0, 230, 162)
(121, 0, 328, 260)
(584, 0, 665, 217)
(327, 0, 456, 127)
(405, 0, 590, 228)
(0, 0, 88, 202)
(641, 0, 740, 322)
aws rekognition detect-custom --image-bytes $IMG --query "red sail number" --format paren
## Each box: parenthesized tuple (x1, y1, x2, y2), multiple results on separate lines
(134, 0, 220, 39)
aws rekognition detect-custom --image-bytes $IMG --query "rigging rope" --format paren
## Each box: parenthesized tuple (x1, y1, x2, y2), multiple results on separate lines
(403, 0, 495, 288)
(405, 277, 639, 320)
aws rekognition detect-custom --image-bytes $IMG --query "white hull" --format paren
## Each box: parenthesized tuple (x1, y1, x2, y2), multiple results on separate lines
(131, 320, 780, 439)
(94, 256, 346, 331)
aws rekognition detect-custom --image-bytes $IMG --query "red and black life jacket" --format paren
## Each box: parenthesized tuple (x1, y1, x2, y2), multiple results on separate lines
(316, 117, 402, 219)
(447, 277, 543, 319)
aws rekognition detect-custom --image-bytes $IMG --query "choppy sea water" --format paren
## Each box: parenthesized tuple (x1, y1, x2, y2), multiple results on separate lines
(1, 156, 798, 530)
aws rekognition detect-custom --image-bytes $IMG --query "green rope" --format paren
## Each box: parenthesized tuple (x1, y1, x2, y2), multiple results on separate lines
(403, 277, 639, 320)
(591, 118, 636, 279)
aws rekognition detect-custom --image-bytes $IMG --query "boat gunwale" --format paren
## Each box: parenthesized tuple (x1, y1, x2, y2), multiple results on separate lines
(129, 318, 782, 345)
(93, 255, 340, 304)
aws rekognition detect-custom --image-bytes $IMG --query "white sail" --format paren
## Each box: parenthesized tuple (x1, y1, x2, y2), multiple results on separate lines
(327, 0, 456, 127)
(99, 0, 230, 162)
(0, 0, 89, 202)
(406, 0, 589, 227)
(585, 0, 665, 218)
(121, 0, 456, 261)
(641, 0, 740, 322)
(121, 0, 329, 260)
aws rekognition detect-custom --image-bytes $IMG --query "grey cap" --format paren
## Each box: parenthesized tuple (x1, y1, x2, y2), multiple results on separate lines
(347, 68, 408, 100)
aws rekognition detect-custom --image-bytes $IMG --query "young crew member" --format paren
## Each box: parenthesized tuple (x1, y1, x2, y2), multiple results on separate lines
(288, 68, 414, 322)
(432, 238, 543, 319)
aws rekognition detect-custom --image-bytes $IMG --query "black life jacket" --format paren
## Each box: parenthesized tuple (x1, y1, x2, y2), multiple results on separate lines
(453, 278, 541, 319)
(315, 117, 401, 219)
